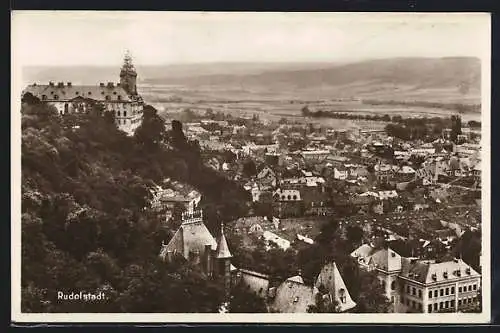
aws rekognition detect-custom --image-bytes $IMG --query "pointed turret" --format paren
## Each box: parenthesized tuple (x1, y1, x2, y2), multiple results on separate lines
(216, 223, 232, 259)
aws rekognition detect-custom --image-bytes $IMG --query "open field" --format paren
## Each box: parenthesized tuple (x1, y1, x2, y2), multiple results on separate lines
(140, 84, 482, 124)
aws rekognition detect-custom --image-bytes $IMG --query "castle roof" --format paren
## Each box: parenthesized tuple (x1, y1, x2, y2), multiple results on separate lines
(22, 83, 137, 103)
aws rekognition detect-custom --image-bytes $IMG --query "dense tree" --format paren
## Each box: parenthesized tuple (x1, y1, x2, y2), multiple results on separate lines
(134, 105, 166, 150)
(21, 101, 245, 312)
(229, 283, 268, 313)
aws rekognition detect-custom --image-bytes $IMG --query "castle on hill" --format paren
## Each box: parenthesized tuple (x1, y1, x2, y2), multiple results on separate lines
(21, 51, 144, 135)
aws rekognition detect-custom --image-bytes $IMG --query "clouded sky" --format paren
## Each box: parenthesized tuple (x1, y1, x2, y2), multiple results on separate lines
(12, 11, 490, 66)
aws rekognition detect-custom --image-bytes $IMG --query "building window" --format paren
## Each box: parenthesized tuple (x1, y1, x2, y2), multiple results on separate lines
(418, 303, 422, 311)
(434, 290, 438, 297)
(440, 302, 444, 309)
(339, 288, 346, 303)
(418, 290, 422, 298)
(445, 301, 449, 308)
(105, 95, 110, 101)
(412, 287, 416, 296)
(458, 299, 462, 306)
(451, 286, 455, 294)
(411, 301, 415, 309)
(54, 95, 59, 100)
(473, 284, 477, 290)
(433, 303, 438, 311)
(440, 289, 444, 296)
(445, 287, 449, 296)
(391, 296, 394, 303)
(391, 281, 396, 290)
(459, 286, 462, 293)
(451, 300, 455, 308)
(468, 285, 472, 291)
(117, 95, 121, 100)
(117, 110, 121, 117)
(429, 291, 433, 298)
(428, 304, 432, 313)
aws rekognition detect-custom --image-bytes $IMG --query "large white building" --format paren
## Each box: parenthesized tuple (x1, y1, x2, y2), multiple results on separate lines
(351, 245, 481, 313)
(22, 52, 144, 135)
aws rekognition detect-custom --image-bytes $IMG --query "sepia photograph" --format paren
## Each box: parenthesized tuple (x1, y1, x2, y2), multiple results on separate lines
(11, 11, 490, 323)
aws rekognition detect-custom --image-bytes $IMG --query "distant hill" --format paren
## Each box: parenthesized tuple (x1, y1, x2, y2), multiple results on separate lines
(22, 57, 481, 103)
(145, 57, 480, 98)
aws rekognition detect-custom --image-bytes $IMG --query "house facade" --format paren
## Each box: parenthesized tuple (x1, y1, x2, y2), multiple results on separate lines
(351, 245, 481, 313)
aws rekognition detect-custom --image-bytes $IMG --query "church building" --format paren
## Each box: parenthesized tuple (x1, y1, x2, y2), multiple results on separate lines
(21, 51, 144, 135)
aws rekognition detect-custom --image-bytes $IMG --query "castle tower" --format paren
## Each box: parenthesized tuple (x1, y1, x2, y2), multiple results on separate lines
(216, 223, 233, 302)
(120, 50, 138, 96)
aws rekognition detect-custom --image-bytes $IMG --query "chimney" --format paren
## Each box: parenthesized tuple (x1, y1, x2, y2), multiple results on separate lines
(67, 82, 72, 87)
(49, 81, 54, 86)
(57, 82, 64, 87)
(100, 83, 105, 87)
(107, 82, 114, 88)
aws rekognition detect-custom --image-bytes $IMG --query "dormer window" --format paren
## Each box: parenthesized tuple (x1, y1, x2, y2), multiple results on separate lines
(105, 95, 110, 101)
(339, 288, 346, 303)
(443, 272, 448, 279)
(117, 95, 122, 100)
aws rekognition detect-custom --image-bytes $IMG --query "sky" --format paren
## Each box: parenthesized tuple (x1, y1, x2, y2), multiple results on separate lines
(12, 11, 490, 66)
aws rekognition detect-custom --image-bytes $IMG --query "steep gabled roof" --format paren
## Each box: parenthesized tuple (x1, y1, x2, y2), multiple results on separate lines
(314, 262, 356, 312)
(216, 225, 232, 259)
(160, 220, 217, 260)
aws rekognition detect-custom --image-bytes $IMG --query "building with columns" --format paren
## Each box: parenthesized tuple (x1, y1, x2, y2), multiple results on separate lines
(351, 244, 481, 313)
(21, 51, 144, 135)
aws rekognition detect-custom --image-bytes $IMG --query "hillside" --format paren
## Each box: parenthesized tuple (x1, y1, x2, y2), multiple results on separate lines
(20, 101, 249, 312)
(143, 57, 481, 103)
